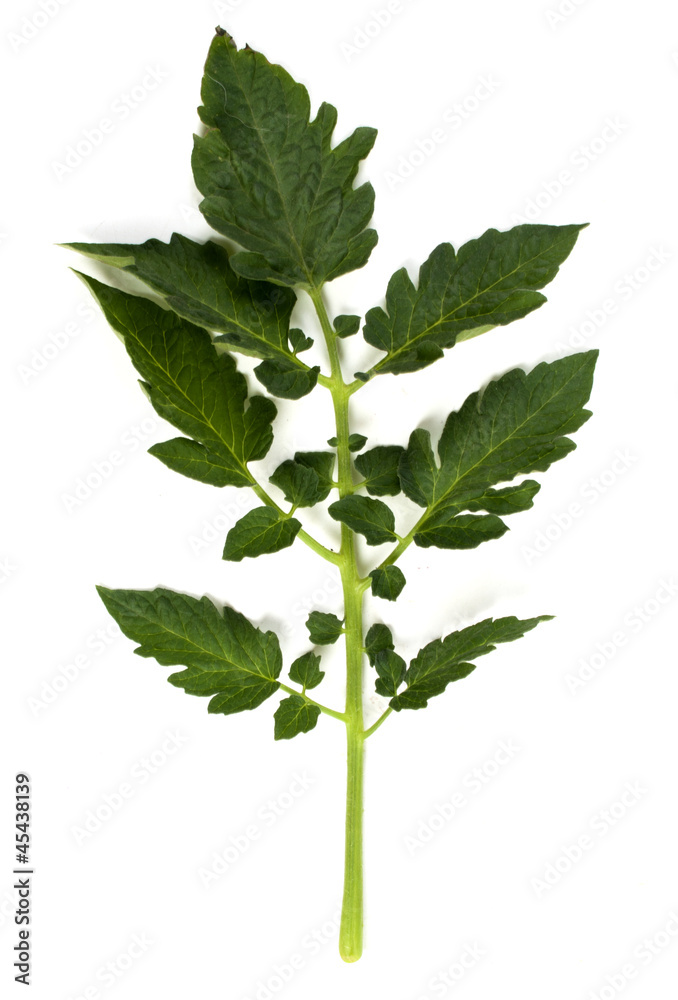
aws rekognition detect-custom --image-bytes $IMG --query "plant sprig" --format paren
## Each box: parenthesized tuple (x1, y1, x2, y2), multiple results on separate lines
(64, 28, 597, 964)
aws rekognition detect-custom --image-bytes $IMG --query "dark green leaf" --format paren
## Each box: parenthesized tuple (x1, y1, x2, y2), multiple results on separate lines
(391, 615, 552, 711)
(327, 433, 367, 452)
(289, 651, 325, 691)
(399, 352, 597, 549)
(306, 611, 344, 645)
(374, 649, 406, 698)
(413, 512, 508, 550)
(97, 586, 281, 715)
(294, 451, 336, 500)
(223, 507, 301, 561)
(354, 445, 404, 496)
(464, 481, 541, 514)
(369, 565, 406, 601)
(254, 358, 320, 400)
(192, 32, 377, 288)
(76, 272, 275, 487)
(365, 623, 394, 666)
(289, 328, 313, 354)
(62, 235, 321, 399)
(148, 438, 241, 487)
(334, 314, 361, 338)
(270, 460, 323, 508)
(329, 496, 397, 545)
(364, 224, 586, 375)
(274, 695, 321, 740)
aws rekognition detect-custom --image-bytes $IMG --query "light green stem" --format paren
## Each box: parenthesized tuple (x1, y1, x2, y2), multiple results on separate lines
(278, 683, 346, 722)
(249, 481, 341, 566)
(309, 286, 366, 963)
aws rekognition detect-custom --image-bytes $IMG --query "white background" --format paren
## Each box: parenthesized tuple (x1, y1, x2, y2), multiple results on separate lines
(2, 0, 678, 997)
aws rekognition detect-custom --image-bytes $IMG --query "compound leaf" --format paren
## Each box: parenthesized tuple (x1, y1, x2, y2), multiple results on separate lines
(329, 496, 397, 545)
(76, 272, 275, 488)
(399, 352, 597, 549)
(306, 611, 344, 645)
(289, 651, 325, 690)
(365, 623, 394, 666)
(390, 615, 552, 711)
(413, 512, 508, 550)
(293, 452, 336, 500)
(269, 460, 323, 508)
(364, 224, 586, 376)
(223, 507, 301, 561)
(354, 445, 404, 496)
(334, 314, 361, 338)
(374, 649, 406, 699)
(97, 586, 282, 715)
(369, 565, 406, 601)
(148, 437, 242, 487)
(192, 32, 377, 288)
(254, 358, 321, 400)
(274, 695, 321, 740)
(62, 235, 323, 397)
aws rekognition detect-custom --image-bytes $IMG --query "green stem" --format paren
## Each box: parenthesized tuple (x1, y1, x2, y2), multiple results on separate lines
(278, 683, 346, 722)
(363, 707, 392, 739)
(309, 286, 366, 963)
(249, 481, 341, 566)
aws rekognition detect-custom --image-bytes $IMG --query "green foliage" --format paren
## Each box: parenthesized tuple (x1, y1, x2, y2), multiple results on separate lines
(289, 652, 325, 691)
(369, 566, 406, 601)
(269, 460, 326, 508)
(306, 611, 344, 645)
(364, 624, 394, 665)
(97, 587, 282, 715)
(354, 446, 404, 496)
(362, 224, 586, 376)
(329, 496, 397, 545)
(274, 696, 321, 740)
(75, 272, 276, 488)
(390, 616, 552, 711)
(192, 31, 377, 288)
(399, 352, 597, 549)
(223, 507, 301, 561)
(67, 28, 598, 963)
(374, 650, 406, 698)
